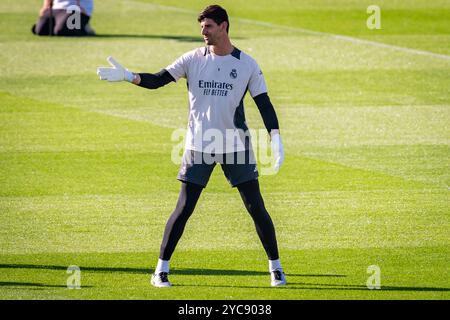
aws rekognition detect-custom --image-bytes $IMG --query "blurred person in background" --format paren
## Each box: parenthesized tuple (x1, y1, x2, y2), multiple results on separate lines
(32, 0, 95, 36)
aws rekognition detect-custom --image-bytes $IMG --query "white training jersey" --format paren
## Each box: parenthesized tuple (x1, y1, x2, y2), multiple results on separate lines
(52, 0, 94, 16)
(165, 46, 267, 154)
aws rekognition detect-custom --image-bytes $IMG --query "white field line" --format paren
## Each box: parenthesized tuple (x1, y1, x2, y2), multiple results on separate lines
(129, 0, 450, 61)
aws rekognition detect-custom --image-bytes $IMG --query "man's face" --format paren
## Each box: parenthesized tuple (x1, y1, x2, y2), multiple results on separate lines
(200, 18, 226, 45)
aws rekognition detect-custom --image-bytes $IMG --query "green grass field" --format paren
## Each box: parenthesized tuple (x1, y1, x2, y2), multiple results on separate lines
(0, 0, 449, 299)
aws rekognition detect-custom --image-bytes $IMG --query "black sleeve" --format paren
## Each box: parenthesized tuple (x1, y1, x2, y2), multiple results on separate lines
(253, 93, 280, 133)
(137, 69, 175, 89)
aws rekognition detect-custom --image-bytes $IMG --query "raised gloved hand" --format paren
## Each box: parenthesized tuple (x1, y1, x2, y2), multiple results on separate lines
(271, 132, 284, 172)
(97, 56, 134, 82)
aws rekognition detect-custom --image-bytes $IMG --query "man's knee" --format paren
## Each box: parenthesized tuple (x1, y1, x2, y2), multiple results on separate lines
(175, 197, 197, 216)
(247, 201, 267, 215)
(33, 21, 52, 35)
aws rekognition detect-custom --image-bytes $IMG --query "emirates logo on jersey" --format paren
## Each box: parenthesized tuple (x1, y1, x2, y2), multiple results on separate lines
(199, 80, 233, 96)
(230, 69, 237, 79)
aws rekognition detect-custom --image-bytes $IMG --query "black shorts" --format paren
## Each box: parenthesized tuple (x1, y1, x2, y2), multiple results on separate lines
(177, 149, 259, 188)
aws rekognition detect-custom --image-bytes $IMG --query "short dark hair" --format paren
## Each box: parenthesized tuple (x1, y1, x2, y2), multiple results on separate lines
(197, 5, 229, 33)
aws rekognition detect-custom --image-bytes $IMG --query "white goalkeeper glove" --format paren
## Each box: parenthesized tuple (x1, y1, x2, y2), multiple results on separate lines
(271, 132, 284, 172)
(97, 56, 135, 82)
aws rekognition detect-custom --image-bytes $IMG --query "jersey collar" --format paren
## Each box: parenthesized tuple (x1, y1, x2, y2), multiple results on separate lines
(204, 46, 241, 60)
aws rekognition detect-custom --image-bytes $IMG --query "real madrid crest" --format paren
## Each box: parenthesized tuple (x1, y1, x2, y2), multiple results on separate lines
(230, 69, 237, 79)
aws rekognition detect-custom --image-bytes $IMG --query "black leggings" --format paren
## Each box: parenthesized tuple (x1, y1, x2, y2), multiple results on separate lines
(159, 180, 279, 261)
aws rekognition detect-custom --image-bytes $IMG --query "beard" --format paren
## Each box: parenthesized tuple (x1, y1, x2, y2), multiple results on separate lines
(204, 36, 217, 46)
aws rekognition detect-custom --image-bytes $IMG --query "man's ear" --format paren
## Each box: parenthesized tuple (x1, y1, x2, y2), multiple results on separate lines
(220, 21, 228, 33)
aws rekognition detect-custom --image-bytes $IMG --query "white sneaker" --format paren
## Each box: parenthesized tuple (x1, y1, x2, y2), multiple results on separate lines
(151, 272, 172, 288)
(271, 269, 287, 287)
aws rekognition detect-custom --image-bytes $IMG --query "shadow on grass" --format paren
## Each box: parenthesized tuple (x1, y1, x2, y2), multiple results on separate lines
(93, 34, 245, 42)
(94, 34, 202, 41)
(1, 265, 448, 292)
(176, 283, 450, 292)
(0, 264, 345, 277)
(0, 281, 93, 289)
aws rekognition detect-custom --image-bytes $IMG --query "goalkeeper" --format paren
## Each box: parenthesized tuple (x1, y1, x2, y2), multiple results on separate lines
(97, 5, 286, 288)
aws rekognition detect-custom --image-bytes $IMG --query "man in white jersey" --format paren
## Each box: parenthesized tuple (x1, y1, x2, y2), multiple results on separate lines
(97, 5, 286, 288)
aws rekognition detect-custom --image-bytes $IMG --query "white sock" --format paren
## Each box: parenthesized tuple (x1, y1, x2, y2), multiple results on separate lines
(155, 259, 170, 274)
(269, 259, 282, 272)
